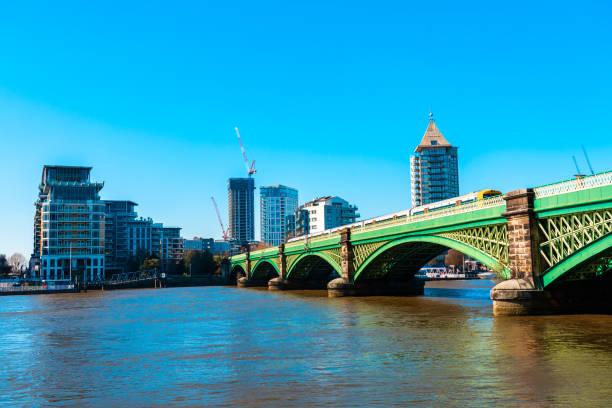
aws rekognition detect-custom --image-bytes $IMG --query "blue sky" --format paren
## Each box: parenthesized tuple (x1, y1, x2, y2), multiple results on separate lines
(1, 1, 611, 257)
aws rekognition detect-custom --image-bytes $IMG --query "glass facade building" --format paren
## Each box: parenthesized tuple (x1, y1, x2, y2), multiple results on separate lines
(410, 116, 459, 207)
(32, 166, 106, 281)
(104, 200, 138, 273)
(260, 185, 298, 246)
(104, 201, 182, 273)
(32, 167, 184, 279)
(228, 178, 255, 243)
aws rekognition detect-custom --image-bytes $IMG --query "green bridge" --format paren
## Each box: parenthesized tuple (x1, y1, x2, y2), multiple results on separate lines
(229, 172, 612, 315)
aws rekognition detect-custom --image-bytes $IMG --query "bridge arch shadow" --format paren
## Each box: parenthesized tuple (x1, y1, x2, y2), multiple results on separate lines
(354, 235, 509, 283)
(251, 260, 279, 281)
(230, 264, 247, 283)
(286, 253, 341, 287)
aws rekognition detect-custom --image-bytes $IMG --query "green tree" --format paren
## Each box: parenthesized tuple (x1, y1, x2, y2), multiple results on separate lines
(141, 256, 160, 271)
(175, 259, 187, 275)
(183, 250, 218, 275)
(183, 250, 201, 275)
(200, 250, 218, 275)
(126, 247, 149, 272)
(0, 254, 12, 276)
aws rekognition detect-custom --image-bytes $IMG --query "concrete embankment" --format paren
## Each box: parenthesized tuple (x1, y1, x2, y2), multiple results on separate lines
(0, 288, 78, 296)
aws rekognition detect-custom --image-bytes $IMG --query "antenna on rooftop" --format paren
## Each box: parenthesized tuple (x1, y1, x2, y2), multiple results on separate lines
(581, 145, 595, 175)
(572, 156, 584, 178)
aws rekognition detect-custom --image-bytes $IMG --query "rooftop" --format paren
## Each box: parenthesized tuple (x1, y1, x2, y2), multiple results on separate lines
(414, 117, 453, 153)
(260, 184, 297, 191)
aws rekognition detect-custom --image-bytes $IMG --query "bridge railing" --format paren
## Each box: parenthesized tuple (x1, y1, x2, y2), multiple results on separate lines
(284, 194, 506, 246)
(352, 194, 506, 234)
(107, 269, 159, 284)
(534, 171, 612, 199)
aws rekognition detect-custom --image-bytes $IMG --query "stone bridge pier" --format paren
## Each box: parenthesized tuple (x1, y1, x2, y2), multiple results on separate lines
(490, 189, 552, 315)
(268, 243, 289, 290)
(491, 189, 612, 315)
(268, 243, 332, 290)
(237, 251, 269, 288)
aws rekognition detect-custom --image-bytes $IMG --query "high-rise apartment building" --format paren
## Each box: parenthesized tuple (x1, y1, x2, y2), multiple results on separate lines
(293, 209, 310, 237)
(410, 114, 459, 207)
(32, 166, 106, 281)
(32, 166, 184, 278)
(227, 178, 255, 242)
(104, 201, 182, 273)
(182, 237, 215, 252)
(104, 200, 138, 273)
(260, 185, 298, 246)
(297, 196, 359, 235)
(161, 226, 183, 268)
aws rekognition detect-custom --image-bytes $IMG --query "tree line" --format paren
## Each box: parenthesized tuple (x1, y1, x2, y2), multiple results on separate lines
(124, 248, 221, 275)
(0, 253, 27, 276)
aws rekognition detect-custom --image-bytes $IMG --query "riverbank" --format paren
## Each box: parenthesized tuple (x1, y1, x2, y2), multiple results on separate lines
(0, 274, 231, 296)
(0, 287, 78, 296)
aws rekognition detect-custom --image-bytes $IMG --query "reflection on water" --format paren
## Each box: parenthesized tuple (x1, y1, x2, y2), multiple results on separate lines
(1, 281, 611, 407)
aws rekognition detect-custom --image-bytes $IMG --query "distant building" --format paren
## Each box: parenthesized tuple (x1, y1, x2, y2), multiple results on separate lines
(298, 196, 359, 235)
(410, 113, 459, 207)
(127, 218, 153, 257)
(104, 200, 138, 273)
(293, 208, 310, 236)
(285, 213, 296, 240)
(32, 166, 106, 281)
(183, 237, 214, 252)
(228, 178, 255, 243)
(260, 185, 298, 246)
(213, 240, 231, 255)
(32, 166, 185, 279)
(104, 200, 182, 273)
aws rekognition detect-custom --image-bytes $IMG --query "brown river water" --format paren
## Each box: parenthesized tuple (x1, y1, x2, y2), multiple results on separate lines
(1, 280, 612, 407)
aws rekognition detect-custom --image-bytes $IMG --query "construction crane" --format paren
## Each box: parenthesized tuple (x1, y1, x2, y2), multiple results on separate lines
(582, 145, 595, 175)
(235, 126, 256, 177)
(211, 196, 228, 240)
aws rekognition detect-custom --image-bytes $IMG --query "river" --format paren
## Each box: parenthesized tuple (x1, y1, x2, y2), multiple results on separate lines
(1, 280, 611, 407)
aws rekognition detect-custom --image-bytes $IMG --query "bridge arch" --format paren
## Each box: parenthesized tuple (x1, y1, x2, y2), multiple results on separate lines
(541, 234, 612, 288)
(230, 264, 247, 282)
(286, 252, 342, 281)
(354, 235, 511, 282)
(250, 259, 280, 281)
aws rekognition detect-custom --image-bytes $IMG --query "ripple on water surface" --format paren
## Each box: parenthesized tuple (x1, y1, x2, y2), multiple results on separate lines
(1, 282, 612, 407)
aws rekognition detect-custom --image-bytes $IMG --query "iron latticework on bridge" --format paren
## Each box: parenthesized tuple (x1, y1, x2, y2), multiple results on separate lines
(538, 209, 612, 278)
(231, 171, 612, 292)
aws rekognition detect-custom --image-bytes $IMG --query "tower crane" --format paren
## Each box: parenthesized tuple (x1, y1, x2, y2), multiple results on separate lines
(211, 196, 228, 240)
(235, 126, 256, 177)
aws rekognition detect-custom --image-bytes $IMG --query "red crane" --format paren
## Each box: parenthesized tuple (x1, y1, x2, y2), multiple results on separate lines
(211, 196, 228, 240)
(235, 126, 256, 177)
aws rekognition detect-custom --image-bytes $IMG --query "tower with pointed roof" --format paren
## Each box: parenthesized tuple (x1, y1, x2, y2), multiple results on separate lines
(410, 112, 459, 207)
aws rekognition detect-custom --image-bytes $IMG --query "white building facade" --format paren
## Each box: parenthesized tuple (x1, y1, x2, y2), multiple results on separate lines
(298, 196, 359, 235)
